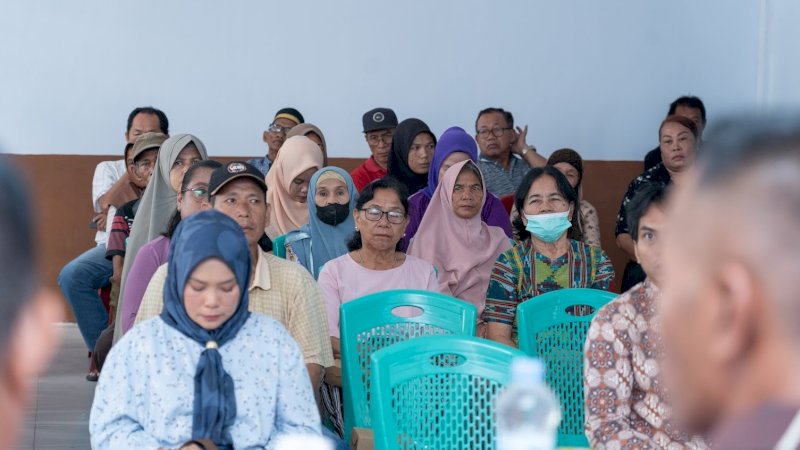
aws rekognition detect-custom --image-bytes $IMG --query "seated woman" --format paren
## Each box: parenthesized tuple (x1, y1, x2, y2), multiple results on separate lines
(265, 136, 325, 239)
(485, 167, 615, 347)
(406, 126, 512, 242)
(584, 183, 706, 449)
(408, 160, 511, 335)
(119, 160, 222, 334)
(276, 167, 358, 279)
(547, 148, 602, 248)
(287, 123, 329, 166)
(90, 210, 320, 449)
(317, 176, 438, 437)
(387, 118, 436, 195)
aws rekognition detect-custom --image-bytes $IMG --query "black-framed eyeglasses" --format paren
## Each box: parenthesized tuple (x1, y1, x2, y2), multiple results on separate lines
(359, 207, 405, 224)
(476, 126, 512, 138)
(267, 123, 292, 134)
(181, 187, 208, 200)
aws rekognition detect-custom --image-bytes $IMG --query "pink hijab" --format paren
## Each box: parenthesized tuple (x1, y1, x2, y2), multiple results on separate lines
(408, 160, 512, 315)
(265, 136, 324, 238)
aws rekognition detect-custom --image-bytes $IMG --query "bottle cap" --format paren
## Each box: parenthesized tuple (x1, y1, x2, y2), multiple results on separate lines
(510, 357, 546, 384)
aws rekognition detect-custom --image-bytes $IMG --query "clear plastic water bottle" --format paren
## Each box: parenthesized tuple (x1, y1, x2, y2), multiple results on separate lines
(496, 357, 562, 450)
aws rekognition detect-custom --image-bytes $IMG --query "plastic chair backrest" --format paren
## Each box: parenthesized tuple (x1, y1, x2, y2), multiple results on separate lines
(516, 288, 616, 447)
(340, 290, 477, 442)
(370, 335, 526, 450)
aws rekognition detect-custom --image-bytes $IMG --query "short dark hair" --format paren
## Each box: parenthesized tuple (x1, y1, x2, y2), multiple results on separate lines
(0, 156, 37, 358)
(123, 142, 134, 160)
(668, 96, 707, 125)
(126, 106, 169, 135)
(512, 167, 579, 241)
(163, 160, 223, 238)
(475, 107, 514, 131)
(346, 176, 409, 252)
(627, 182, 668, 242)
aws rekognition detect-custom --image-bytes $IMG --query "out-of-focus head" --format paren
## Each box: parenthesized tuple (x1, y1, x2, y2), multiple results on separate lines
(626, 182, 669, 286)
(661, 113, 800, 435)
(668, 95, 707, 137)
(125, 106, 169, 144)
(0, 156, 61, 449)
(659, 115, 699, 174)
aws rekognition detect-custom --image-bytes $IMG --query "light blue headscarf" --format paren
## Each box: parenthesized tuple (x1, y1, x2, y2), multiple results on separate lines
(290, 167, 358, 278)
(160, 209, 251, 449)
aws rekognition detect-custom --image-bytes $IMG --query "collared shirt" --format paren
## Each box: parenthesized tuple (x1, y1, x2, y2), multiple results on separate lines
(247, 155, 273, 177)
(584, 280, 707, 449)
(478, 153, 530, 197)
(92, 160, 127, 245)
(350, 155, 388, 192)
(135, 249, 335, 368)
(615, 163, 672, 236)
(484, 239, 614, 345)
(90, 314, 320, 449)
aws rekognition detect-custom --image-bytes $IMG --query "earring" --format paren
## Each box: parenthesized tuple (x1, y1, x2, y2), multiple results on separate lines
(355, 226, 359, 231)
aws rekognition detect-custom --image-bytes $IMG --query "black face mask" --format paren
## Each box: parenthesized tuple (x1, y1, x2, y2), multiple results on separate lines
(316, 203, 350, 226)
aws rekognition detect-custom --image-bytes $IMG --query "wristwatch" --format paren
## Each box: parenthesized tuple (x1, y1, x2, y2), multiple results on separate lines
(520, 145, 536, 156)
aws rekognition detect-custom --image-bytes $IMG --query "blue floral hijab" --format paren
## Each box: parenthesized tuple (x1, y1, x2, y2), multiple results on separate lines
(160, 210, 251, 449)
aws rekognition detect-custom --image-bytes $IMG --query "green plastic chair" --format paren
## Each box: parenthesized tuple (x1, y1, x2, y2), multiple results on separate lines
(340, 290, 477, 443)
(516, 288, 616, 447)
(370, 335, 526, 450)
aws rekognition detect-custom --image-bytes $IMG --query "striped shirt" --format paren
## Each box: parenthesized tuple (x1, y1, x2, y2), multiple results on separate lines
(484, 239, 614, 345)
(478, 153, 530, 197)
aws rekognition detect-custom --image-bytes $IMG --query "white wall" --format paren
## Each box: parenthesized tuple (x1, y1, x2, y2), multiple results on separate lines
(0, 0, 797, 160)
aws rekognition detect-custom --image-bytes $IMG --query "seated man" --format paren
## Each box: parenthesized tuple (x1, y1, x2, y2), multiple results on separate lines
(584, 182, 706, 449)
(58, 106, 167, 380)
(135, 162, 334, 405)
(0, 157, 62, 450)
(248, 107, 304, 176)
(350, 107, 397, 191)
(661, 115, 800, 447)
(475, 107, 546, 197)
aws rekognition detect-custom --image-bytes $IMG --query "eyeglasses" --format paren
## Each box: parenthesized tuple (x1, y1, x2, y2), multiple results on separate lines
(359, 207, 405, 224)
(267, 123, 292, 134)
(366, 133, 393, 145)
(476, 126, 512, 138)
(181, 187, 208, 200)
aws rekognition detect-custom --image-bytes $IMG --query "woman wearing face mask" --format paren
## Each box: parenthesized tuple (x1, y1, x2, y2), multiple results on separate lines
(90, 210, 320, 449)
(118, 160, 222, 335)
(387, 118, 436, 195)
(484, 167, 615, 348)
(265, 136, 325, 239)
(274, 167, 358, 279)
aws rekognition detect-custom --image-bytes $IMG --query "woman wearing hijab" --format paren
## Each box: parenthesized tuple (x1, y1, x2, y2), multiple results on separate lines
(90, 210, 320, 449)
(547, 148, 602, 247)
(406, 126, 512, 243)
(408, 160, 512, 334)
(265, 135, 325, 239)
(287, 123, 329, 166)
(387, 118, 435, 195)
(275, 167, 357, 279)
(114, 134, 208, 343)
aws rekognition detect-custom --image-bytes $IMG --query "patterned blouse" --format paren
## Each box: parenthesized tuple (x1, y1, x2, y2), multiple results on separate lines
(583, 280, 707, 449)
(580, 200, 602, 248)
(484, 239, 614, 345)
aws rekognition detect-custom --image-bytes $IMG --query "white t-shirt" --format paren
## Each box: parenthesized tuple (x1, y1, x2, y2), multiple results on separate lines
(91, 160, 127, 245)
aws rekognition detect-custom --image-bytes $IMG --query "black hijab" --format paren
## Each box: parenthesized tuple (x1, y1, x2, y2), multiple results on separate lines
(388, 118, 436, 195)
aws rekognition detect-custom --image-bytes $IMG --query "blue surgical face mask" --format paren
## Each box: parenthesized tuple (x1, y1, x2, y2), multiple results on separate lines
(524, 210, 572, 243)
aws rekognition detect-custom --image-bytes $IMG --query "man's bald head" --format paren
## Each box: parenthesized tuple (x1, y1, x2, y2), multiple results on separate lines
(661, 114, 800, 434)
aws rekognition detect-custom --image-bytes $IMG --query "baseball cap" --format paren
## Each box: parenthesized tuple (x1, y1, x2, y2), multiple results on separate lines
(274, 107, 304, 125)
(208, 161, 267, 195)
(131, 132, 168, 160)
(362, 107, 398, 133)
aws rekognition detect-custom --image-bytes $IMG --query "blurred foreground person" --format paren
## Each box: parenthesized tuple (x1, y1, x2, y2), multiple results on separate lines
(661, 115, 800, 449)
(0, 156, 62, 449)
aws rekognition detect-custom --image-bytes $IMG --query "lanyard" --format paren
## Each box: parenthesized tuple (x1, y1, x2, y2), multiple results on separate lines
(775, 408, 800, 450)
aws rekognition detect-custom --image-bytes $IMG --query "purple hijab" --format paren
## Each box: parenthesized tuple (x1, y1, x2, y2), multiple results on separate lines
(420, 127, 479, 199)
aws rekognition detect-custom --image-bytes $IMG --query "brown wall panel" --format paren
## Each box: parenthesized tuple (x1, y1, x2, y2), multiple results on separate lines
(7, 154, 642, 321)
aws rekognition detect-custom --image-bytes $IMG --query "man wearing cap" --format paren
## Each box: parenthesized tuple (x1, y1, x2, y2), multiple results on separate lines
(135, 161, 335, 409)
(351, 107, 398, 191)
(248, 107, 305, 177)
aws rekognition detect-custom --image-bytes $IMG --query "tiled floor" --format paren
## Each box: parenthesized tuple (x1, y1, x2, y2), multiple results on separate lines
(15, 324, 95, 450)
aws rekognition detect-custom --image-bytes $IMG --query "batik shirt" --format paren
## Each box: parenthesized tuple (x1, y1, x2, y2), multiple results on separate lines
(484, 239, 614, 345)
(584, 280, 707, 450)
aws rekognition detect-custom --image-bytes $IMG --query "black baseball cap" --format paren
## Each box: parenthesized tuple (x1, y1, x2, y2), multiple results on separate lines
(208, 162, 267, 195)
(362, 107, 398, 133)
